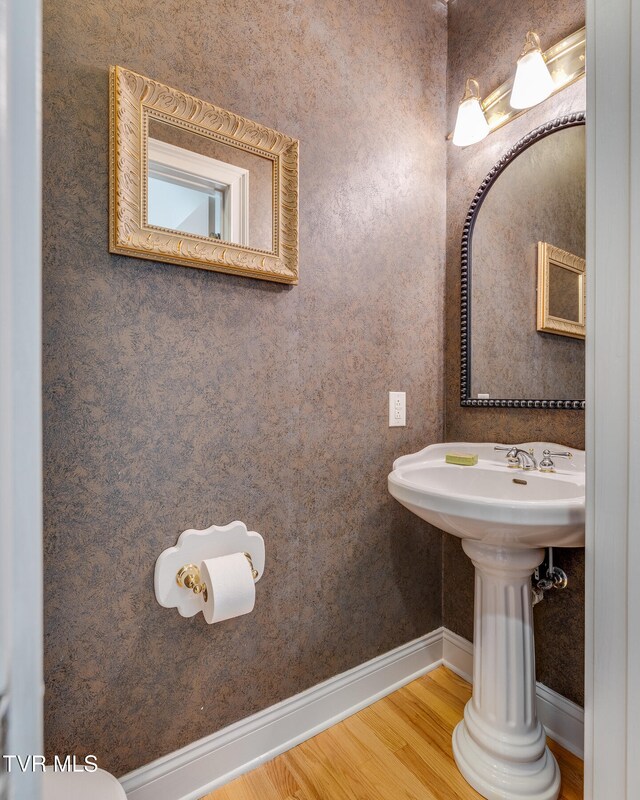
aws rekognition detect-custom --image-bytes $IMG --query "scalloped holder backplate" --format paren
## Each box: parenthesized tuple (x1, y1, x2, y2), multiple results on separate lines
(154, 521, 265, 618)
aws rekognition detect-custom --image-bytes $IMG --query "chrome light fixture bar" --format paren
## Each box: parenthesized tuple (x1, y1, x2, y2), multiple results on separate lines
(449, 26, 585, 145)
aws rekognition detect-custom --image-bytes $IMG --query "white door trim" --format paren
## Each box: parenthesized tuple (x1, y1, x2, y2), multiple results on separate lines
(0, 0, 43, 798)
(120, 628, 583, 800)
(585, 1, 640, 797)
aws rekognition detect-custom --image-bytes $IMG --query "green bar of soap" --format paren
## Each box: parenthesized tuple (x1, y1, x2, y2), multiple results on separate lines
(445, 453, 478, 466)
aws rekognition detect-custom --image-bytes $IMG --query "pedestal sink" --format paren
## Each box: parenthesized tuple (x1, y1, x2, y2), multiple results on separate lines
(388, 442, 585, 800)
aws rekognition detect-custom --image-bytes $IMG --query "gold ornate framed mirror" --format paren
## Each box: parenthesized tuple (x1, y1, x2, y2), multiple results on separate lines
(109, 66, 299, 284)
(536, 241, 585, 340)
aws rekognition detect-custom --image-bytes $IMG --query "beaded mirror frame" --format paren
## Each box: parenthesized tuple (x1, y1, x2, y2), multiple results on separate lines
(460, 112, 586, 410)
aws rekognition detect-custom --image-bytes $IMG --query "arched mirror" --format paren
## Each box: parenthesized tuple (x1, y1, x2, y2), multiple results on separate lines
(460, 113, 586, 409)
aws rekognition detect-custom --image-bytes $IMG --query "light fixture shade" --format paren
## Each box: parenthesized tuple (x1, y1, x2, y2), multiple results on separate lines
(452, 79, 490, 147)
(510, 34, 555, 109)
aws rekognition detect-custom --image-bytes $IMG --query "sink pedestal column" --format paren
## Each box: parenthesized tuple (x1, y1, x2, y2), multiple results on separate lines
(452, 540, 560, 800)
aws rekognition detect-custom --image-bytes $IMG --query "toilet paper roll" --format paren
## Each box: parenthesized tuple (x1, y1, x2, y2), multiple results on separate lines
(200, 552, 256, 624)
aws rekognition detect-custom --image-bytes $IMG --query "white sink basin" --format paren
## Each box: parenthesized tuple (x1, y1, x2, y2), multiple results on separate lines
(388, 441, 585, 800)
(388, 441, 585, 547)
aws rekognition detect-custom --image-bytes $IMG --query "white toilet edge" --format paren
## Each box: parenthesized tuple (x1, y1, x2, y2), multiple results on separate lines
(42, 766, 126, 800)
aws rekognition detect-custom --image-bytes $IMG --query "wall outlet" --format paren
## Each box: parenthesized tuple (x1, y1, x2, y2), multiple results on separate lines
(388, 391, 406, 427)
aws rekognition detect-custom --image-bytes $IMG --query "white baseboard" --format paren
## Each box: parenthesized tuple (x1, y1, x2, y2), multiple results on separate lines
(120, 627, 583, 800)
(535, 682, 585, 759)
(442, 628, 474, 681)
(120, 628, 444, 800)
(442, 629, 585, 759)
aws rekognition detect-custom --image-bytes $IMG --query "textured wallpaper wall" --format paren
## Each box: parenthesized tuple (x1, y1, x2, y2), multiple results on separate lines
(42, 0, 447, 776)
(445, 0, 586, 705)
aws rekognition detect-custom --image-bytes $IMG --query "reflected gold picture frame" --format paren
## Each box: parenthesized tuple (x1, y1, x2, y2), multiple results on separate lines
(109, 65, 299, 284)
(537, 241, 586, 340)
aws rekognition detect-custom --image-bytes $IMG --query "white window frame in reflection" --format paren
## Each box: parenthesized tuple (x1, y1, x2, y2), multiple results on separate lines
(147, 137, 249, 245)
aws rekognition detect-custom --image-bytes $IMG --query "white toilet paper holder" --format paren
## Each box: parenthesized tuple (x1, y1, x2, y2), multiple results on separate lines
(154, 521, 265, 618)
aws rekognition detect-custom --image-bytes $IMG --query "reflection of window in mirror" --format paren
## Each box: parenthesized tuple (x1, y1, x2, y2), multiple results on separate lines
(147, 138, 249, 245)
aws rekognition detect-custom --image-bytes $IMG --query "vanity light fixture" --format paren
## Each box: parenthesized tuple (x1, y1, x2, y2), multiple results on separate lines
(452, 78, 490, 147)
(448, 27, 584, 146)
(510, 31, 555, 109)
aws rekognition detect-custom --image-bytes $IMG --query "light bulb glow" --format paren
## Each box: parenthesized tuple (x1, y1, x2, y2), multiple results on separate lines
(452, 96, 490, 147)
(510, 49, 555, 109)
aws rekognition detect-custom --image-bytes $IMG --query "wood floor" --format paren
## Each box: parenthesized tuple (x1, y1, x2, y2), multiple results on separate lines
(202, 666, 583, 800)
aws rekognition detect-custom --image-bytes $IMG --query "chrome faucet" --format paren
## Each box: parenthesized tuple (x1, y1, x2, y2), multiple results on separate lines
(494, 445, 538, 471)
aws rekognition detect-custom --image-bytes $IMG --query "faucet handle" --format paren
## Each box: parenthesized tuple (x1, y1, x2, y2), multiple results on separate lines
(494, 445, 520, 467)
(539, 449, 573, 473)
